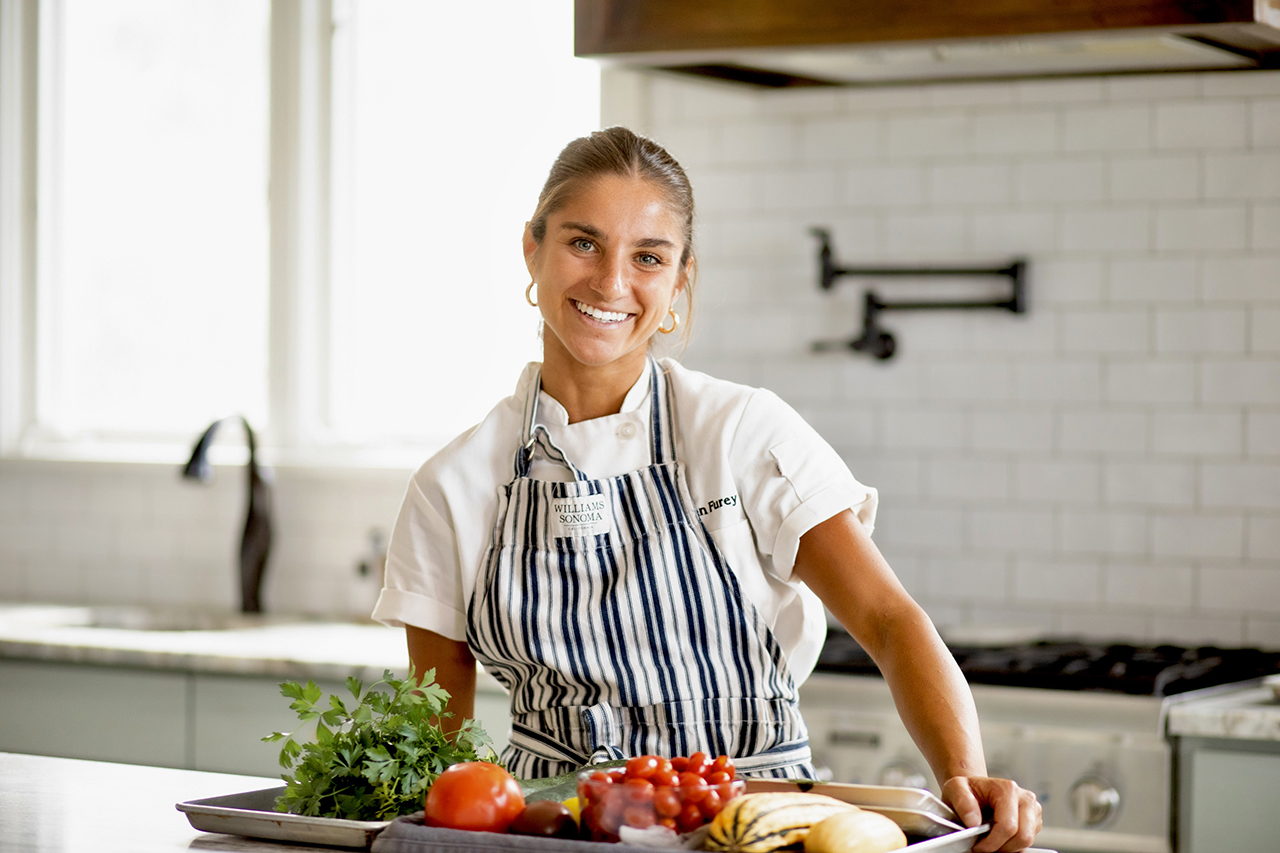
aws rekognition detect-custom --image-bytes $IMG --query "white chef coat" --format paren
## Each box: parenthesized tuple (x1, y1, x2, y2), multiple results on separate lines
(372, 357, 877, 685)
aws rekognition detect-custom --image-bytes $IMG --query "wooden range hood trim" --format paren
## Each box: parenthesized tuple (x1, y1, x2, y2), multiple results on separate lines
(575, 0, 1275, 55)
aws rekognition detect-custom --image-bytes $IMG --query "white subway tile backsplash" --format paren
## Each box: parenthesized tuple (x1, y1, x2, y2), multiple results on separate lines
(969, 408, 1054, 452)
(1202, 463, 1280, 509)
(799, 117, 881, 162)
(1156, 205, 1249, 251)
(1029, 259, 1106, 305)
(1155, 101, 1249, 149)
(1201, 256, 1280, 301)
(924, 555, 1010, 601)
(1201, 360, 1280, 404)
(1062, 309, 1150, 354)
(966, 311, 1058, 356)
(1199, 566, 1280, 613)
(690, 169, 758, 213)
(882, 407, 968, 450)
(1152, 514, 1245, 558)
(1108, 155, 1200, 202)
(1201, 70, 1280, 97)
(1015, 77, 1105, 105)
(841, 164, 927, 207)
(719, 119, 796, 165)
(876, 505, 966, 549)
(972, 210, 1058, 254)
(1148, 613, 1244, 647)
(1016, 460, 1102, 503)
(1252, 98, 1280, 146)
(924, 360, 1013, 402)
(926, 458, 1012, 501)
(1155, 309, 1247, 354)
(1245, 617, 1280, 649)
(1106, 73, 1199, 101)
(1105, 460, 1196, 506)
(1108, 258, 1198, 303)
(885, 113, 969, 158)
(1061, 208, 1151, 252)
(1017, 158, 1106, 203)
(882, 211, 968, 255)
(1059, 409, 1147, 453)
(925, 81, 1016, 108)
(1151, 410, 1244, 455)
(1059, 509, 1148, 554)
(1014, 558, 1100, 604)
(968, 507, 1055, 551)
(1104, 562, 1194, 608)
(1247, 411, 1280, 456)
(1106, 360, 1196, 403)
(1249, 516, 1280, 559)
(759, 168, 838, 210)
(1254, 308, 1280, 353)
(1206, 152, 1280, 200)
(928, 162, 1013, 205)
(1062, 105, 1151, 152)
(970, 110, 1058, 155)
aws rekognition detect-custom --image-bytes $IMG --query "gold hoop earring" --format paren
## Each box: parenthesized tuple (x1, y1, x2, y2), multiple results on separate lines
(658, 307, 680, 334)
(525, 281, 538, 307)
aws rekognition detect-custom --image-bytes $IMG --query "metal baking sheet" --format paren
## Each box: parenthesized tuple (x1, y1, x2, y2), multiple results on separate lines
(176, 786, 391, 849)
(744, 778, 960, 821)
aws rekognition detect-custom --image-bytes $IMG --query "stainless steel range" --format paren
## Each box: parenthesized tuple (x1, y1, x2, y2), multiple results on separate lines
(798, 631, 1280, 853)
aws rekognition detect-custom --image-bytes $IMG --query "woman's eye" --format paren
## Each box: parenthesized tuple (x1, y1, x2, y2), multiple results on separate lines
(572, 238, 595, 252)
(636, 253, 661, 266)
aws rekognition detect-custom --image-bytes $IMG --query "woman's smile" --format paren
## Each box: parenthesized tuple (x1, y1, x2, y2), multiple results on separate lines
(574, 300, 634, 325)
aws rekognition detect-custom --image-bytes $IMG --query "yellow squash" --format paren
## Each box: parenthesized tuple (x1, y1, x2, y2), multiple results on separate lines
(804, 808, 909, 853)
(703, 792, 860, 853)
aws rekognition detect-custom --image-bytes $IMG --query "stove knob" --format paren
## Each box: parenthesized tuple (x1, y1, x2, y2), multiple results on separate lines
(878, 761, 928, 790)
(1069, 777, 1120, 827)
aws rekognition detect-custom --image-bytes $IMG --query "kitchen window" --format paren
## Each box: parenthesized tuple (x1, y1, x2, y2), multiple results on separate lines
(0, 0, 599, 465)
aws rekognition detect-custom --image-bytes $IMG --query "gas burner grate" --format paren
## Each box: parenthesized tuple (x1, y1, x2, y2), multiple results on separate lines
(814, 630, 1280, 696)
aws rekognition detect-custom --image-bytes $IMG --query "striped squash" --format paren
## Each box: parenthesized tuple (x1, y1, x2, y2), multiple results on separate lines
(704, 792, 860, 853)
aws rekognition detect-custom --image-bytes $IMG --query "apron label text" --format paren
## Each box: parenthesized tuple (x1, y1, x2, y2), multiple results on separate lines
(698, 494, 739, 517)
(549, 496, 611, 538)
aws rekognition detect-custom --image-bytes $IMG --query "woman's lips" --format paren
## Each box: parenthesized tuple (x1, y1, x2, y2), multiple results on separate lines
(575, 300, 632, 324)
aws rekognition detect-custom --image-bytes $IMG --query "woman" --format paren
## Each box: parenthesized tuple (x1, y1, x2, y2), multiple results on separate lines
(373, 127, 1041, 852)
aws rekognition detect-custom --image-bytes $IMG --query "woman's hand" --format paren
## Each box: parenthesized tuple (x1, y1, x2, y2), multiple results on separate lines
(942, 775, 1042, 853)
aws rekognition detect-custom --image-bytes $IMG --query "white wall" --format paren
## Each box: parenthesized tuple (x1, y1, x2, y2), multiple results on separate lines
(1, 67, 1277, 649)
(624, 67, 1280, 648)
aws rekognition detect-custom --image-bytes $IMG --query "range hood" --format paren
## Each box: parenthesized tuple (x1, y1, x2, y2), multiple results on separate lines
(575, 0, 1280, 87)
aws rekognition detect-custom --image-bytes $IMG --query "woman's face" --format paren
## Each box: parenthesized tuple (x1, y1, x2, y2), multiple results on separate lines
(524, 174, 689, 375)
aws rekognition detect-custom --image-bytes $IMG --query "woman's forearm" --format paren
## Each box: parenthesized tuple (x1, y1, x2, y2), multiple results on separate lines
(793, 510, 985, 785)
(406, 624, 478, 729)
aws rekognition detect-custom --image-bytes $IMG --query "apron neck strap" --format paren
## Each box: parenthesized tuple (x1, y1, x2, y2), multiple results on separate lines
(515, 358, 675, 479)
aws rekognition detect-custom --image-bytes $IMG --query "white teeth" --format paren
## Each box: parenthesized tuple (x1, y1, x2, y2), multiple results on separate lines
(575, 301, 630, 323)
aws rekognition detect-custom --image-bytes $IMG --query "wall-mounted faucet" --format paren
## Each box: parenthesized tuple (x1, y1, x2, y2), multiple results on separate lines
(181, 416, 273, 613)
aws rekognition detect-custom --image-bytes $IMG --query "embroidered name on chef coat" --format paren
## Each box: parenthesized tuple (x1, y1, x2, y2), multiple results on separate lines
(698, 495, 739, 517)
(549, 495, 611, 538)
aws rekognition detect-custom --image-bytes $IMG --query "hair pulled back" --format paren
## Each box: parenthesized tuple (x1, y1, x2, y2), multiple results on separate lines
(529, 127, 696, 272)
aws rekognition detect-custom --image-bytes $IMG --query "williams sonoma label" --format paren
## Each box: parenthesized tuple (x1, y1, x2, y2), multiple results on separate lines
(548, 495, 611, 538)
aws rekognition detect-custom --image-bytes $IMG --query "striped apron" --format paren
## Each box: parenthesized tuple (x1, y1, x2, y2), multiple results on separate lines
(465, 359, 815, 780)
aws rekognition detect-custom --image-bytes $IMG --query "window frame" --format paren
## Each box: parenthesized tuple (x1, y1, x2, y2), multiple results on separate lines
(0, 0, 366, 467)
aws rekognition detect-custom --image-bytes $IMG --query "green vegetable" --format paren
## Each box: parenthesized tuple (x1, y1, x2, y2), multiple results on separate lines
(263, 668, 497, 821)
(519, 759, 627, 804)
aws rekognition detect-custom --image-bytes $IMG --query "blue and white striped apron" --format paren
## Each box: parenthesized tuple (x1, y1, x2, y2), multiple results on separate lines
(465, 359, 815, 780)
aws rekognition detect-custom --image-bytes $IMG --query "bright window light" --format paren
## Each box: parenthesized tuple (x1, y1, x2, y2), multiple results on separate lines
(40, 0, 270, 438)
(327, 1, 600, 447)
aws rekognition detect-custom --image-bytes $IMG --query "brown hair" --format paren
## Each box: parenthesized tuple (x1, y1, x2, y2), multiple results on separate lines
(529, 127, 697, 318)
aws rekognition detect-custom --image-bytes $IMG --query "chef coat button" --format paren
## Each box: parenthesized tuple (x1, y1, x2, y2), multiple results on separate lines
(617, 422, 637, 439)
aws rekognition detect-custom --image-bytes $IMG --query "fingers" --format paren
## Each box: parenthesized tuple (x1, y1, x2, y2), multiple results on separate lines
(949, 776, 1043, 853)
(941, 776, 983, 828)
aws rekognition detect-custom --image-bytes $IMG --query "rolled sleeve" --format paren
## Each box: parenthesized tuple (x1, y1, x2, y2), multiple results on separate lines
(372, 473, 469, 640)
(736, 390, 878, 581)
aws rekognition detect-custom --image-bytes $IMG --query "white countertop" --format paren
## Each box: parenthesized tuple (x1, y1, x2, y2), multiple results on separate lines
(1166, 679, 1280, 742)
(0, 603, 411, 682)
(0, 751, 293, 853)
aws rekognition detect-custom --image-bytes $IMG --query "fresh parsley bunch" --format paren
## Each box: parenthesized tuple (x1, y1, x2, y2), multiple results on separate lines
(264, 668, 497, 821)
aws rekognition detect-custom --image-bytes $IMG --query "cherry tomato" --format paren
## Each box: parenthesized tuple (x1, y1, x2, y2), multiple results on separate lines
(705, 770, 733, 785)
(676, 803, 705, 833)
(508, 800, 579, 839)
(651, 769, 680, 787)
(670, 756, 689, 772)
(623, 777, 655, 804)
(653, 787, 682, 819)
(606, 769, 626, 784)
(424, 761, 525, 833)
(699, 789, 724, 819)
(658, 817, 677, 830)
(626, 755, 660, 779)
(653, 757, 673, 778)
(677, 771, 709, 801)
(686, 751, 710, 775)
(623, 804, 656, 829)
(710, 755, 734, 774)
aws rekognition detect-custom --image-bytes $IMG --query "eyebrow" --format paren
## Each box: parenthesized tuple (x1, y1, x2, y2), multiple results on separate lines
(559, 221, 677, 250)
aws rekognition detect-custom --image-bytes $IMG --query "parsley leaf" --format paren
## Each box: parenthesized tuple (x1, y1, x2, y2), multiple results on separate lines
(264, 668, 498, 821)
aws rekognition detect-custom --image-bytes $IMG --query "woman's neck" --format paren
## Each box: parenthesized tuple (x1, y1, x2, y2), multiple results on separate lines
(539, 348, 647, 424)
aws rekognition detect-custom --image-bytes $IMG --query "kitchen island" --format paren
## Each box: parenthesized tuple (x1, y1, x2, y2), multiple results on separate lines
(0, 751, 294, 853)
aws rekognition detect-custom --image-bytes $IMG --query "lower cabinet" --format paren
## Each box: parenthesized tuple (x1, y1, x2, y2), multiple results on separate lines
(0, 659, 512, 777)
(1176, 736, 1280, 853)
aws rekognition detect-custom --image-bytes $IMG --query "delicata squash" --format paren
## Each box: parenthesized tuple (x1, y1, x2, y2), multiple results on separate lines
(703, 792, 859, 853)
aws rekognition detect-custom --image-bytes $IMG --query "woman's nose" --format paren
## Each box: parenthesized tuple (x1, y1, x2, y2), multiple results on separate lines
(591, 252, 627, 295)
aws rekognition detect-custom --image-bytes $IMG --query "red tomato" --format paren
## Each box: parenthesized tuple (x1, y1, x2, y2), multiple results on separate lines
(699, 789, 724, 819)
(623, 805, 656, 829)
(651, 769, 680, 787)
(424, 761, 525, 833)
(653, 757, 673, 778)
(623, 777, 655, 804)
(686, 751, 710, 775)
(710, 754, 733, 774)
(626, 755, 660, 779)
(670, 756, 689, 772)
(677, 771, 709, 801)
(653, 787, 682, 819)
(676, 803, 705, 833)
(705, 770, 733, 785)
